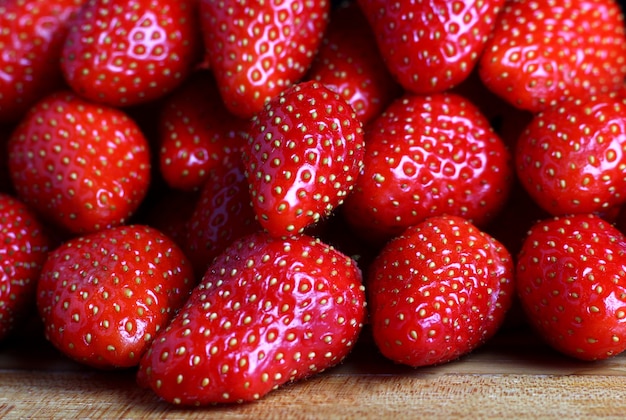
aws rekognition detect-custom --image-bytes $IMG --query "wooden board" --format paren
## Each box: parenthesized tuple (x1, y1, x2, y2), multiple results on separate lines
(3, 320, 626, 419)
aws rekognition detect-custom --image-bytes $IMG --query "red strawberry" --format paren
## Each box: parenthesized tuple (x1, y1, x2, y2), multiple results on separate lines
(137, 231, 366, 405)
(36, 224, 195, 368)
(515, 94, 626, 217)
(367, 215, 515, 367)
(516, 213, 626, 361)
(0, 193, 51, 341)
(306, 1, 402, 125)
(357, 0, 505, 94)
(0, 0, 85, 124)
(242, 81, 364, 237)
(184, 160, 261, 277)
(8, 91, 152, 235)
(478, 0, 626, 112)
(61, 0, 202, 107)
(158, 71, 246, 192)
(199, 0, 331, 119)
(342, 92, 513, 246)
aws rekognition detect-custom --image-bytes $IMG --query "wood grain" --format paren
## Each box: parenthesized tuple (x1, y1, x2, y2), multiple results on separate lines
(2, 323, 626, 419)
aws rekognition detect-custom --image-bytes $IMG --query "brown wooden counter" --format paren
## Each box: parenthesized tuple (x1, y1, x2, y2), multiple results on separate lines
(2, 321, 626, 419)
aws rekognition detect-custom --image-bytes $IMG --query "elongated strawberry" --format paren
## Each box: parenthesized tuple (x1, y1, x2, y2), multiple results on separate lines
(368, 215, 514, 367)
(358, 0, 505, 94)
(61, 0, 202, 107)
(0, 0, 85, 124)
(342, 92, 512, 245)
(515, 94, 626, 216)
(36, 224, 195, 368)
(0, 193, 51, 341)
(137, 231, 366, 405)
(516, 213, 626, 360)
(479, 0, 626, 112)
(199, 0, 330, 118)
(158, 71, 246, 192)
(242, 81, 364, 237)
(8, 91, 152, 235)
(306, 1, 401, 124)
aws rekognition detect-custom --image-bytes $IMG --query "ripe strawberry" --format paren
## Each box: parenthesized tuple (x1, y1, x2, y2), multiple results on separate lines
(0, 0, 85, 124)
(515, 94, 626, 217)
(199, 0, 331, 119)
(137, 231, 366, 405)
(8, 91, 152, 235)
(306, 1, 401, 124)
(242, 81, 364, 237)
(516, 213, 626, 361)
(61, 0, 202, 107)
(36, 224, 195, 368)
(478, 0, 626, 112)
(158, 71, 246, 192)
(367, 215, 515, 367)
(184, 160, 261, 277)
(342, 92, 512, 246)
(357, 0, 505, 94)
(0, 193, 51, 341)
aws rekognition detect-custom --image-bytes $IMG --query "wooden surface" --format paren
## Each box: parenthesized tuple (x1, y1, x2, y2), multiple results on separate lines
(3, 320, 626, 419)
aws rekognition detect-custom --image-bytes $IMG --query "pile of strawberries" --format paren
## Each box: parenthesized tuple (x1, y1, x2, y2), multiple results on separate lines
(2, 0, 626, 406)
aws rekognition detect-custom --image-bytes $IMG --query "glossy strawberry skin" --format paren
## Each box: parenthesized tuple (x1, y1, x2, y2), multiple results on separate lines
(367, 215, 514, 367)
(358, 0, 505, 94)
(137, 232, 366, 405)
(0, 0, 85, 124)
(36, 224, 195, 368)
(516, 213, 626, 361)
(342, 92, 512, 245)
(516, 95, 626, 216)
(199, 0, 330, 119)
(61, 0, 202, 107)
(0, 193, 51, 341)
(479, 0, 626, 112)
(306, 1, 401, 124)
(8, 91, 152, 235)
(158, 71, 246, 192)
(242, 81, 364, 237)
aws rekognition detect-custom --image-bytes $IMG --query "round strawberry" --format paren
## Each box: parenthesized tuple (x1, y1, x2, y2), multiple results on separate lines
(0, 193, 51, 341)
(8, 91, 151, 235)
(0, 0, 85, 124)
(36, 224, 195, 368)
(342, 92, 512, 245)
(242, 81, 364, 237)
(368, 215, 515, 367)
(516, 94, 626, 216)
(516, 213, 626, 361)
(479, 0, 626, 112)
(137, 231, 366, 405)
(61, 0, 202, 107)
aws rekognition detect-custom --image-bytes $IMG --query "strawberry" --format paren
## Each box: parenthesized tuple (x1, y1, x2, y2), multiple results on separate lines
(478, 0, 626, 112)
(8, 91, 152, 235)
(0, 193, 51, 341)
(158, 71, 246, 192)
(306, 1, 402, 125)
(515, 94, 626, 217)
(199, 0, 331, 119)
(342, 92, 513, 246)
(367, 215, 515, 367)
(36, 224, 195, 368)
(0, 0, 85, 124)
(357, 0, 505, 94)
(137, 231, 366, 405)
(61, 0, 202, 107)
(242, 81, 364, 237)
(184, 160, 261, 277)
(516, 213, 626, 361)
